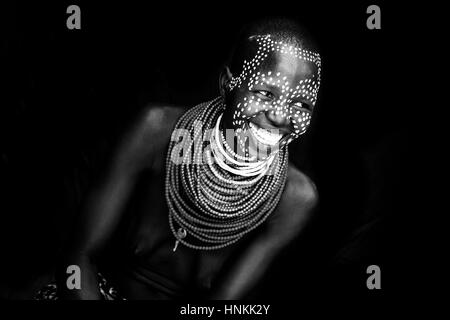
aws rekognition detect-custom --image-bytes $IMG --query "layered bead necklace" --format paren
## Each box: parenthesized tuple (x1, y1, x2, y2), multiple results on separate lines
(165, 97, 289, 251)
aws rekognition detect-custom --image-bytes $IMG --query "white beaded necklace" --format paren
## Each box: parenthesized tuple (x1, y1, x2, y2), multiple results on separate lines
(210, 113, 277, 178)
(165, 97, 289, 251)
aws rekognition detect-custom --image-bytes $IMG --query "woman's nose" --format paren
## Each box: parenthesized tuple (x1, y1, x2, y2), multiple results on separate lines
(265, 109, 291, 128)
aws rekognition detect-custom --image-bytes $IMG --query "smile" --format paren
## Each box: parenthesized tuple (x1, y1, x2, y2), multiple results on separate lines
(248, 122, 283, 146)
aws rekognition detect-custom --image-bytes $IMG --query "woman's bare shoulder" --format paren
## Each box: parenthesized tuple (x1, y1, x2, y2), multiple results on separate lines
(264, 162, 318, 238)
(284, 162, 318, 207)
(142, 104, 186, 132)
(115, 104, 187, 173)
(141, 104, 187, 168)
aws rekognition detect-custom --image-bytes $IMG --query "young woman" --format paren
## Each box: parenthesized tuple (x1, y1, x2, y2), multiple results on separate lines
(37, 18, 322, 300)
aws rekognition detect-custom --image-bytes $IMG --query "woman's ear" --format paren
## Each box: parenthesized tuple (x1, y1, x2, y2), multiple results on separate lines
(219, 66, 233, 96)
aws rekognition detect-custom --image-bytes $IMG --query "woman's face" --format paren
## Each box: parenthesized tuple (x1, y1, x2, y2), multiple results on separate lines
(221, 35, 321, 159)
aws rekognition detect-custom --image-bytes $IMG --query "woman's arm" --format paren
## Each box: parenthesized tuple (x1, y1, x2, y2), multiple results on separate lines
(56, 107, 165, 299)
(56, 157, 139, 299)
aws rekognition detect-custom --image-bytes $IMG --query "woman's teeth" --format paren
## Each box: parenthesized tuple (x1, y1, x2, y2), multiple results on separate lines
(248, 122, 283, 146)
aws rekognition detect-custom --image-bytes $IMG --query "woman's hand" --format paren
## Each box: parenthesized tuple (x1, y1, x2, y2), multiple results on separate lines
(56, 253, 102, 300)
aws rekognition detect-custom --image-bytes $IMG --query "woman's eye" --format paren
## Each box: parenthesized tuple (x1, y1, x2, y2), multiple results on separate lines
(293, 102, 311, 111)
(255, 90, 274, 99)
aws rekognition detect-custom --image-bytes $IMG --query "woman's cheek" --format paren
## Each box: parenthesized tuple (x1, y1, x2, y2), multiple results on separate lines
(290, 110, 312, 136)
(232, 100, 257, 122)
(244, 98, 274, 118)
(231, 101, 245, 126)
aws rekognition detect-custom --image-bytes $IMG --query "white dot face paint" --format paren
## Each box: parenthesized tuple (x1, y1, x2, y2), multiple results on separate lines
(223, 34, 321, 158)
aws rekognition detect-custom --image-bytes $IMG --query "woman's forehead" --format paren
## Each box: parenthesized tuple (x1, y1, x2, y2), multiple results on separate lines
(229, 35, 321, 92)
(256, 51, 318, 83)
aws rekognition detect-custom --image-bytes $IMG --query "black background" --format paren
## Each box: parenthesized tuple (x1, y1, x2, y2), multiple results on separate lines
(0, 1, 417, 301)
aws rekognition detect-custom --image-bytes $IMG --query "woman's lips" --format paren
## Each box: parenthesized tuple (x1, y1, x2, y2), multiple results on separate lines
(248, 122, 283, 146)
